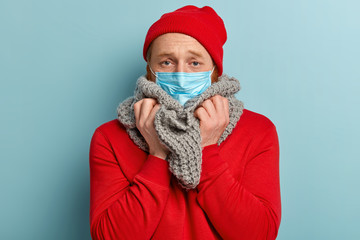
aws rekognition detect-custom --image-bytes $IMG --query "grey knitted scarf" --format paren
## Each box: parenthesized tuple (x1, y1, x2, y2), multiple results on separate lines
(117, 74, 244, 189)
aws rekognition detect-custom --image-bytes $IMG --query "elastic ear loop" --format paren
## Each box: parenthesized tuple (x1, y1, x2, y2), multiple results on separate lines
(209, 66, 215, 76)
(148, 65, 158, 78)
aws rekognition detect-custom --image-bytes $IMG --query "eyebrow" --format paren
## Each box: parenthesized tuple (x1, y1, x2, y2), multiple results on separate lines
(154, 50, 205, 59)
(155, 52, 174, 58)
(188, 50, 204, 58)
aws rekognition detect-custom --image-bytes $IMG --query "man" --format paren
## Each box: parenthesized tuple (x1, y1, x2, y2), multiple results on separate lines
(90, 5, 281, 240)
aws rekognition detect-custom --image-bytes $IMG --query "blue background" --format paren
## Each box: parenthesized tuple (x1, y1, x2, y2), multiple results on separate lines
(1, 0, 359, 239)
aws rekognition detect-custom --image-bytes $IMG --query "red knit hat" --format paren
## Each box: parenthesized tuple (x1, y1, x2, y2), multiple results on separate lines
(143, 5, 227, 76)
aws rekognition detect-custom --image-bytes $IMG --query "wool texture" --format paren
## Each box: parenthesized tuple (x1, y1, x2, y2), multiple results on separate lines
(117, 74, 244, 189)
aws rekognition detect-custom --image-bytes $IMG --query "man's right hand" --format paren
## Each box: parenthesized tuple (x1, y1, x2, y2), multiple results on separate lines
(134, 98, 169, 160)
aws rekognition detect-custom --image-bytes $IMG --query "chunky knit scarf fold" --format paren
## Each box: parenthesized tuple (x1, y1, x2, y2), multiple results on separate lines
(117, 74, 244, 189)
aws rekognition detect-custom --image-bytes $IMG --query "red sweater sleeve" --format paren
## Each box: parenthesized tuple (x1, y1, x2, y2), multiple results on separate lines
(196, 124, 281, 240)
(89, 128, 172, 240)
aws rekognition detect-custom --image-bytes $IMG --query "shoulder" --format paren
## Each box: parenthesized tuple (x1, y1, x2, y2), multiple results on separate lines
(224, 108, 279, 149)
(238, 109, 277, 134)
(232, 109, 279, 156)
(222, 108, 278, 148)
(90, 119, 129, 146)
(95, 119, 126, 136)
(90, 119, 143, 159)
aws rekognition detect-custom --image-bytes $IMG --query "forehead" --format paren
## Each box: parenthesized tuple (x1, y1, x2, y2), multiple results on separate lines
(150, 33, 210, 56)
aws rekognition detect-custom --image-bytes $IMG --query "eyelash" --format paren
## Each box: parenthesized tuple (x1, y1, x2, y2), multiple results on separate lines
(159, 60, 201, 67)
(161, 60, 172, 66)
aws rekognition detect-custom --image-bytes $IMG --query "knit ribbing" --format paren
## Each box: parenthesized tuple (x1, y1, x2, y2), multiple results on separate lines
(117, 74, 244, 189)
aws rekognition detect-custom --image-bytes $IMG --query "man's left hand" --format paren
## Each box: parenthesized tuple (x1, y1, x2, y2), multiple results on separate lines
(194, 95, 230, 148)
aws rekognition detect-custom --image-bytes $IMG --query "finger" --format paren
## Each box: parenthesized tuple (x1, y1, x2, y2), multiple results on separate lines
(201, 99, 217, 118)
(211, 95, 226, 115)
(223, 97, 230, 123)
(211, 95, 229, 127)
(134, 100, 143, 124)
(194, 106, 210, 121)
(140, 98, 157, 120)
(148, 104, 161, 123)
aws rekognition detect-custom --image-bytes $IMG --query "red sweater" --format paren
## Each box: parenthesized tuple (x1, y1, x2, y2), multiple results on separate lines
(89, 109, 281, 240)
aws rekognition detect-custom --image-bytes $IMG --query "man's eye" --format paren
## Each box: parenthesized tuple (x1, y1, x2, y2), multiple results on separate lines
(192, 61, 200, 66)
(162, 61, 171, 66)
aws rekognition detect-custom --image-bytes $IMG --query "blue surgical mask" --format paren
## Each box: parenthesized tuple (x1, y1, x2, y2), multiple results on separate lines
(149, 66, 214, 106)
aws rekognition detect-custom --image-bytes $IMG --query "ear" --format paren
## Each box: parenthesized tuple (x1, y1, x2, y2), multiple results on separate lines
(146, 64, 154, 82)
(211, 66, 219, 83)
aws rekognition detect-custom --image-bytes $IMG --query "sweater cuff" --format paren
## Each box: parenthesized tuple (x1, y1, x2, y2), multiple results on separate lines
(137, 155, 172, 188)
(200, 144, 227, 181)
